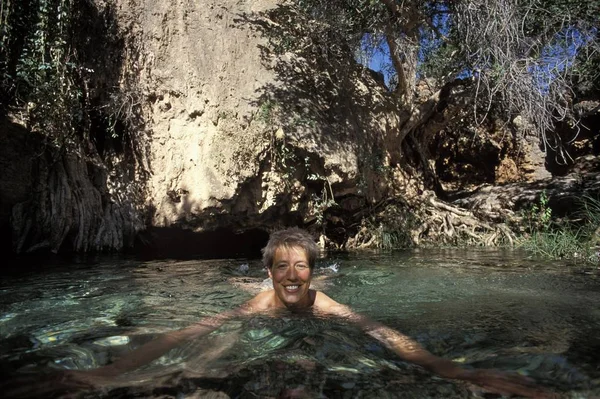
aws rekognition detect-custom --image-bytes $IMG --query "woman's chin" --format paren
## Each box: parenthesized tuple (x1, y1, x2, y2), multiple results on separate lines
(278, 291, 307, 307)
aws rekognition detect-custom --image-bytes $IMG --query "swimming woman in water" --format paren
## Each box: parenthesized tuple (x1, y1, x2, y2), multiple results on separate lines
(55, 228, 556, 398)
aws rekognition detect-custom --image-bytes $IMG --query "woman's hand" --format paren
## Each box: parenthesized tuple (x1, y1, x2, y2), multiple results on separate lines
(55, 369, 115, 390)
(459, 368, 559, 399)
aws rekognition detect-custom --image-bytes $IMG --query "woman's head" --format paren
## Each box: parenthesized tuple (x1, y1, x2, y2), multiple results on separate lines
(262, 228, 318, 270)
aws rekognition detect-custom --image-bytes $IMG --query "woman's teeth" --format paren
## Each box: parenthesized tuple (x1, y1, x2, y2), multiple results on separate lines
(285, 285, 299, 291)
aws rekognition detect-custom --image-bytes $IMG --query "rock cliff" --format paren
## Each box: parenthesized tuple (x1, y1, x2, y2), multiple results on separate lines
(107, 0, 404, 243)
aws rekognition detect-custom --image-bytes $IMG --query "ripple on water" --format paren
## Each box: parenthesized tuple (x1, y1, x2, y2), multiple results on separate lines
(0, 250, 598, 398)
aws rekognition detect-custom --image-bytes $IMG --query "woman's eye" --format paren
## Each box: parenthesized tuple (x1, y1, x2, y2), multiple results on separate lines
(296, 264, 308, 269)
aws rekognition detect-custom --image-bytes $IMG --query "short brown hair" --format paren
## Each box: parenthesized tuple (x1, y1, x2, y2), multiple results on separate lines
(262, 228, 319, 269)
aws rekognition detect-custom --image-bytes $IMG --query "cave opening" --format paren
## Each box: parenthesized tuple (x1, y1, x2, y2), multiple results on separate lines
(134, 227, 271, 260)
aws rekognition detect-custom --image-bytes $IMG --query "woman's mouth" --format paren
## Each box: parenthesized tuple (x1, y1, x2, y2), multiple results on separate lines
(284, 285, 300, 292)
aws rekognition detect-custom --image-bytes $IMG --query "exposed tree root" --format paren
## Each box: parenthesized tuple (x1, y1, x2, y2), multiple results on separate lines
(412, 191, 516, 247)
(343, 190, 517, 250)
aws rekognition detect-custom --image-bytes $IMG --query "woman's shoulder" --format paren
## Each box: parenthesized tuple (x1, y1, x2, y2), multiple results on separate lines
(244, 289, 275, 312)
(313, 290, 348, 314)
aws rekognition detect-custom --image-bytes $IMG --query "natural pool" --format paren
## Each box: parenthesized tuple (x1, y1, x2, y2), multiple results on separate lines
(0, 249, 599, 398)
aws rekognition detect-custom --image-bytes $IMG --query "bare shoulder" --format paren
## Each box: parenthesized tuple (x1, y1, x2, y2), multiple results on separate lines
(313, 291, 352, 315)
(244, 290, 275, 313)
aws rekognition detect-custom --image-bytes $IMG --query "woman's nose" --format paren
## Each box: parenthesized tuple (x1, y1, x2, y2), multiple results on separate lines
(286, 266, 297, 280)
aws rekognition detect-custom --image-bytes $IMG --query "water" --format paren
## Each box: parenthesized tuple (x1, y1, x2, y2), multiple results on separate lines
(0, 249, 599, 398)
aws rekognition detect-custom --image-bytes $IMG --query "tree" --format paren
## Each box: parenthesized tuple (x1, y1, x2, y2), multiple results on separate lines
(290, 0, 599, 177)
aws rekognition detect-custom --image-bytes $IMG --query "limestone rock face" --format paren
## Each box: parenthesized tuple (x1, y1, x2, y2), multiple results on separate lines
(512, 116, 552, 182)
(111, 0, 399, 233)
(132, 0, 275, 227)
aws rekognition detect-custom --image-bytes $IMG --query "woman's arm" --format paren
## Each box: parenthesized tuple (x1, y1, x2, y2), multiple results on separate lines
(363, 320, 555, 398)
(363, 320, 464, 377)
(2, 306, 252, 397)
(316, 294, 555, 399)
(7, 301, 268, 396)
(83, 290, 275, 378)
(90, 306, 249, 376)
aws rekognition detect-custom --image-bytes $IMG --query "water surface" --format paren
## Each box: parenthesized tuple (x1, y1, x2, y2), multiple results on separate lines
(1, 249, 599, 398)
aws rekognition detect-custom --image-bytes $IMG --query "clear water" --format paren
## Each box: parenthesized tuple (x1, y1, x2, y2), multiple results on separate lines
(1, 249, 599, 398)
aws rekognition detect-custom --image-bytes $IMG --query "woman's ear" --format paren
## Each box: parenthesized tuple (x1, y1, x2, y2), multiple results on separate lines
(267, 267, 273, 279)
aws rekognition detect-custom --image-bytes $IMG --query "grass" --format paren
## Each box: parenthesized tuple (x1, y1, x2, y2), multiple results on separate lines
(580, 194, 600, 228)
(518, 195, 600, 264)
(520, 228, 595, 261)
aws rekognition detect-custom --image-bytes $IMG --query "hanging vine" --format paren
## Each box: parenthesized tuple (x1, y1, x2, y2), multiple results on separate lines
(0, 0, 90, 153)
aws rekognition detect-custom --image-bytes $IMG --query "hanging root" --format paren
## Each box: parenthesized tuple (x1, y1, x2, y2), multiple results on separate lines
(415, 191, 516, 246)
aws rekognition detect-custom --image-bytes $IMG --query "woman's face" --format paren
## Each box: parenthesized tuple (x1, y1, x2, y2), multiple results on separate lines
(268, 246, 313, 308)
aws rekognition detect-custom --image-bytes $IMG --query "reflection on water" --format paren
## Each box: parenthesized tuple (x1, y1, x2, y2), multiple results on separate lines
(0, 249, 599, 398)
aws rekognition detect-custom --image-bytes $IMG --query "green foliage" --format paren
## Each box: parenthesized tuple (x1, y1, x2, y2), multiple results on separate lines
(572, 48, 600, 96)
(521, 0, 600, 35)
(290, 0, 598, 156)
(379, 227, 410, 250)
(418, 42, 462, 81)
(311, 186, 336, 226)
(271, 33, 296, 55)
(271, 138, 297, 179)
(356, 147, 390, 195)
(369, 148, 390, 175)
(1, 0, 87, 149)
(302, 156, 336, 226)
(361, 204, 416, 250)
(296, 0, 386, 38)
(579, 195, 600, 228)
(258, 99, 276, 123)
(104, 90, 142, 139)
(269, 137, 337, 227)
(292, 114, 316, 128)
(523, 190, 552, 232)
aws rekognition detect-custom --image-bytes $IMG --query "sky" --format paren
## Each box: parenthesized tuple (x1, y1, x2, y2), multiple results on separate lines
(356, 2, 451, 89)
(356, 6, 594, 94)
